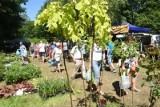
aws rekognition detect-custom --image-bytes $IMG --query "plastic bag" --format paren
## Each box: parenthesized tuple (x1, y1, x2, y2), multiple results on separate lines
(81, 60, 86, 79)
(120, 72, 131, 89)
(86, 69, 95, 84)
(86, 69, 91, 82)
(16, 50, 20, 56)
(24, 49, 27, 57)
(48, 59, 52, 63)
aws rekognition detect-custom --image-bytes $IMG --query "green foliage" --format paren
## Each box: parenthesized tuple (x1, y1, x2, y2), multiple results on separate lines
(119, 0, 160, 33)
(112, 41, 139, 61)
(18, 21, 56, 40)
(0, 0, 28, 40)
(143, 61, 160, 106)
(35, 0, 112, 45)
(27, 38, 47, 44)
(37, 0, 71, 15)
(1, 57, 17, 64)
(0, 64, 5, 81)
(37, 78, 69, 100)
(108, 0, 127, 25)
(18, 21, 35, 38)
(0, 93, 70, 107)
(5, 62, 41, 84)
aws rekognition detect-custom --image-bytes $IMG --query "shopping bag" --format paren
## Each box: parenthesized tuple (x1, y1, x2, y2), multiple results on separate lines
(81, 60, 86, 79)
(86, 69, 96, 85)
(24, 49, 27, 57)
(86, 69, 91, 82)
(16, 50, 20, 56)
(48, 59, 52, 63)
(120, 72, 131, 89)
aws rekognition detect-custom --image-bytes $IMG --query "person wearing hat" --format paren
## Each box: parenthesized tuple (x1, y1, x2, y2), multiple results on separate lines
(51, 42, 62, 73)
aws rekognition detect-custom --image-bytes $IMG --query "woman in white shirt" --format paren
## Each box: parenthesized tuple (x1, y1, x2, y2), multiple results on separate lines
(52, 43, 62, 73)
(39, 40, 45, 63)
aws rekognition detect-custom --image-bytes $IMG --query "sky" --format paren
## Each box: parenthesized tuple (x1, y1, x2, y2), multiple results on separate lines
(22, 0, 46, 20)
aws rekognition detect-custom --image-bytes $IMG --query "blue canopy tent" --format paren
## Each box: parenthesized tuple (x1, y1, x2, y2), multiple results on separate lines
(122, 22, 150, 33)
(112, 22, 150, 34)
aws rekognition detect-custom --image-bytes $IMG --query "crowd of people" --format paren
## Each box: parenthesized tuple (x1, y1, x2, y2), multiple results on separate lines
(17, 35, 141, 96)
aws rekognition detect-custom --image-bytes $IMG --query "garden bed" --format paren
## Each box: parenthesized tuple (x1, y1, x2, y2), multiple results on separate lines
(0, 81, 36, 98)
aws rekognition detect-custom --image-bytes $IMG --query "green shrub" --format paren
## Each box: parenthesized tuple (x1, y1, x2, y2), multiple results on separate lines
(5, 62, 41, 84)
(28, 38, 47, 44)
(37, 78, 69, 100)
(1, 57, 17, 64)
(0, 64, 5, 81)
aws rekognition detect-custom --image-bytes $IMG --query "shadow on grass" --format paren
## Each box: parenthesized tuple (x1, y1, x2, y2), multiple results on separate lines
(112, 81, 128, 97)
(76, 94, 99, 107)
(76, 97, 88, 107)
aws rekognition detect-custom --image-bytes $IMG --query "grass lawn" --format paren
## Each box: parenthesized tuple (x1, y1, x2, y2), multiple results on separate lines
(0, 55, 158, 107)
(0, 93, 70, 107)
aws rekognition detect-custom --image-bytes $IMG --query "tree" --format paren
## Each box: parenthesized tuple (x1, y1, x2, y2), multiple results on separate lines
(121, 0, 160, 33)
(108, 0, 127, 25)
(18, 21, 35, 38)
(0, 0, 28, 40)
(21, 12, 30, 22)
(37, 0, 72, 16)
(35, 0, 112, 106)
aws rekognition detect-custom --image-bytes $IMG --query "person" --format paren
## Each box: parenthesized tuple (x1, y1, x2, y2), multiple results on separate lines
(51, 43, 62, 73)
(122, 35, 141, 92)
(29, 43, 35, 58)
(122, 56, 141, 92)
(50, 41, 56, 59)
(70, 43, 82, 79)
(62, 40, 68, 59)
(90, 41, 103, 94)
(34, 43, 40, 58)
(39, 40, 45, 63)
(106, 41, 116, 73)
(45, 42, 49, 57)
(19, 42, 27, 62)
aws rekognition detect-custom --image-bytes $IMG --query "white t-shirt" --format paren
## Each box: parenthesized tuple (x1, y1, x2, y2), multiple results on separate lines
(93, 44, 102, 61)
(54, 47, 62, 61)
(124, 57, 136, 67)
(70, 46, 81, 59)
(63, 42, 68, 50)
(39, 43, 45, 52)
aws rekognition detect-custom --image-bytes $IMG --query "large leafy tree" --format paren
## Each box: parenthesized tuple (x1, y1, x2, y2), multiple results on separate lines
(37, 0, 71, 18)
(0, 0, 28, 40)
(120, 0, 160, 33)
(108, 0, 127, 25)
(35, 0, 111, 106)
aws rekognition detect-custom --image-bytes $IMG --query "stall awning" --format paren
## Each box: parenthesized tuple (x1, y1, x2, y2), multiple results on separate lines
(112, 23, 150, 34)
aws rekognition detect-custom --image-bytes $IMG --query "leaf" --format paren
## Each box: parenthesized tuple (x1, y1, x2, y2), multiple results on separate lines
(75, 2, 83, 10)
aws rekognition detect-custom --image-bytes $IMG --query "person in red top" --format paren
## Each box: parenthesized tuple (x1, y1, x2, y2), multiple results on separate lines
(34, 44, 39, 58)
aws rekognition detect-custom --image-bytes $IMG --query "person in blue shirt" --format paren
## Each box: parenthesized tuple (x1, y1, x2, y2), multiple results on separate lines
(50, 41, 56, 52)
(106, 42, 116, 73)
(50, 41, 56, 59)
(19, 42, 27, 62)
